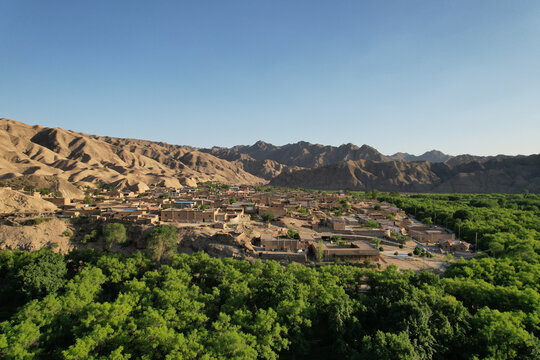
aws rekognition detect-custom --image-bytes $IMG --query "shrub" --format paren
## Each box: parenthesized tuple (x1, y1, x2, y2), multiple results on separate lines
(363, 259, 371, 267)
(38, 188, 51, 196)
(261, 212, 275, 223)
(379, 247, 384, 251)
(394, 251, 399, 256)
(330, 235, 342, 242)
(287, 228, 300, 239)
(62, 229, 73, 237)
(399, 244, 404, 249)
(82, 229, 99, 244)
(408, 252, 413, 256)
(364, 221, 380, 228)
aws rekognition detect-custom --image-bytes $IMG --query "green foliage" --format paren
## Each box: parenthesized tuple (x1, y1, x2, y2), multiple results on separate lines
(0, 250, 538, 359)
(453, 209, 472, 221)
(295, 205, 309, 214)
(338, 199, 351, 212)
(83, 195, 93, 205)
(82, 229, 99, 244)
(317, 240, 324, 262)
(38, 188, 51, 196)
(62, 229, 73, 237)
(286, 228, 299, 239)
(145, 225, 178, 262)
(333, 209, 343, 216)
(363, 220, 380, 229)
(261, 212, 275, 223)
(330, 235, 341, 242)
(103, 223, 127, 250)
(0, 249, 67, 303)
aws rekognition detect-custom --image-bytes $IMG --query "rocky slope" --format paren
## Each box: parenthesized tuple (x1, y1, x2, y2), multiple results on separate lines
(203, 141, 391, 168)
(269, 155, 540, 193)
(390, 150, 453, 163)
(0, 118, 265, 191)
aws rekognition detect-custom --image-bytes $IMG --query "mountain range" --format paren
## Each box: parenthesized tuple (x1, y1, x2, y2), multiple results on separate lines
(1, 118, 538, 194)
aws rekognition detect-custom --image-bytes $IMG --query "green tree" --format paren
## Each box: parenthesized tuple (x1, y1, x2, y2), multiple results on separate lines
(103, 223, 127, 250)
(317, 240, 325, 262)
(15, 248, 67, 299)
(145, 225, 178, 262)
(453, 209, 472, 221)
(361, 331, 418, 360)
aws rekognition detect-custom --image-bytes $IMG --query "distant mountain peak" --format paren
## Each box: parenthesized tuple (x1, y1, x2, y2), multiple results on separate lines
(390, 149, 453, 163)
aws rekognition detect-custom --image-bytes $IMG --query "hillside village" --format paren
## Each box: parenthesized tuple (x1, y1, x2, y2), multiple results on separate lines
(0, 182, 473, 270)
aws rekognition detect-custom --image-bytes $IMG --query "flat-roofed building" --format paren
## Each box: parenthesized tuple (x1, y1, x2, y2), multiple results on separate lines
(161, 208, 218, 223)
(260, 234, 304, 252)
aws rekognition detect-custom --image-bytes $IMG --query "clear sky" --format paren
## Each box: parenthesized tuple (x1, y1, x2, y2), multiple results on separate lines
(1, 1, 539, 156)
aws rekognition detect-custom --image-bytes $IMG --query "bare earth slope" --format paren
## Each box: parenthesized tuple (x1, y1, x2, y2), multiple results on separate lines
(0, 188, 58, 214)
(0, 118, 265, 189)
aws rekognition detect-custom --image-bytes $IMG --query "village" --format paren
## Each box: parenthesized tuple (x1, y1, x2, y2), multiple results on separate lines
(1, 182, 473, 271)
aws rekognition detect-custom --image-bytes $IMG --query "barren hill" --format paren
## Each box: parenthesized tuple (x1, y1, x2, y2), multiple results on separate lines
(1, 118, 537, 193)
(0, 118, 265, 190)
(390, 150, 453, 163)
(0, 188, 58, 214)
(203, 141, 390, 168)
(269, 155, 540, 193)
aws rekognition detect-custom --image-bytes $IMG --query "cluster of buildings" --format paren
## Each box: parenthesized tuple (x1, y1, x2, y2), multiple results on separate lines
(11, 183, 471, 261)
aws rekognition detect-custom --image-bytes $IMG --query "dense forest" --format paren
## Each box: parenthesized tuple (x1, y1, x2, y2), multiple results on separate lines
(1, 193, 539, 359)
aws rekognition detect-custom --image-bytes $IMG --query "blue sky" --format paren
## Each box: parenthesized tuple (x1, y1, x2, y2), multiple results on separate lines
(1, 1, 539, 156)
